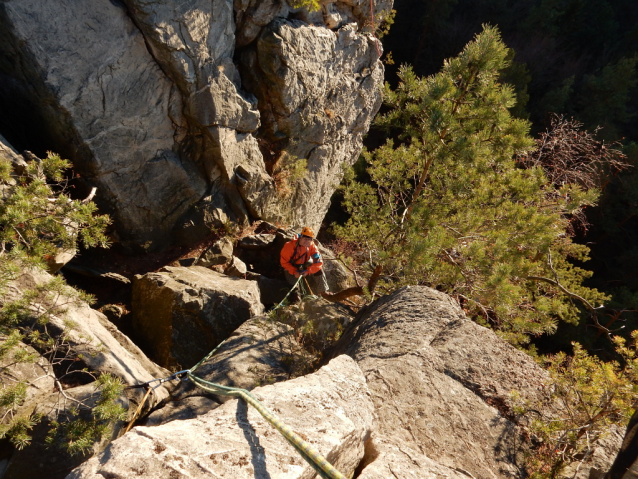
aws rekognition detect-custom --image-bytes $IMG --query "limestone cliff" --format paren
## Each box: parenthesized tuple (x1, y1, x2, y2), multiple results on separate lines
(0, 0, 389, 251)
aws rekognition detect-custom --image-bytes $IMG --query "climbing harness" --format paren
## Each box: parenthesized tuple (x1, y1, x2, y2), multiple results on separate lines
(126, 279, 344, 478)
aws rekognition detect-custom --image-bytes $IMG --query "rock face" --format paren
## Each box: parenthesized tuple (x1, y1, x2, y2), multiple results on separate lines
(240, 19, 383, 230)
(0, 0, 388, 250)
(0, 0, 207, 250)
(327, 285, 552, 479)
(67, 355, 374, 479)
(132, 266, 264, 368)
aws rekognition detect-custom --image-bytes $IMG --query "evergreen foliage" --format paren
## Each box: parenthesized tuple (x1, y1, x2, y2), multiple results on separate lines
(514, 331, 638, 478)
(336, 26, 607, 345)
(47, 373, 126, 456)
(0, 151, 122, 453)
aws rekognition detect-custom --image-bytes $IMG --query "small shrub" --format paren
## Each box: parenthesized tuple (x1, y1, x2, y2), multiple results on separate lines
(514, 331, 638, 478)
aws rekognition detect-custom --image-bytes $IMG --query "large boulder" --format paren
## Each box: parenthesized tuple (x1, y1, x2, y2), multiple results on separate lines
(67, 355, 374, 479)
(132, 266, 264, 369)
(327, 285, 552, 479)
(273, 297, 354, 353)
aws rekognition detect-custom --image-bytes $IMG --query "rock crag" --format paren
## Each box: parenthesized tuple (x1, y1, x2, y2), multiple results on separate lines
(0, 0, 388, 250)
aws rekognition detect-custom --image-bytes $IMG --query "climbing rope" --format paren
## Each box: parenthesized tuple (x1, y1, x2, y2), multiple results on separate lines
(270, 273, 317, 313)
(270, 275, 303, 313)
(187, 369, 347, 479)
(127, 282, 346, 478)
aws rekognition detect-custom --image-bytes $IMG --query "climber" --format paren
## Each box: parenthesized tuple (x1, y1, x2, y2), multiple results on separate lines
(280, 226, 329, 295)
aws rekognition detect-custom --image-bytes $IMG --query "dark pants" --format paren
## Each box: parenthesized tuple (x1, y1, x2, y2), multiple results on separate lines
(284, 269, 329, 294)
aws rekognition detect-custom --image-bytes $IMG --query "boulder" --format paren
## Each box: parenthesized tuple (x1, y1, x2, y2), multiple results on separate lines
(195, 237, 235, 267)
(225, 255, 248, 277)
(240, 19, 384, 232)
(132, 266, 264, 369)
(145, 316, 314, 426)
(327, 285, 552, 479)
(317, 244, 355, 292)
(67, 355, 374, 479)
(274, 297, 354, 353)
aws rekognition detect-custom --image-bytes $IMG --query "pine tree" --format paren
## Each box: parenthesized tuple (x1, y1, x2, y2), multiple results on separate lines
(336, 25, 607, 345)
(0, 151, 124, 452)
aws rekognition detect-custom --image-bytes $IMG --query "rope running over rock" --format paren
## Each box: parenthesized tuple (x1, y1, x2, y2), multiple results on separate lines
(127, 278, 346, 479)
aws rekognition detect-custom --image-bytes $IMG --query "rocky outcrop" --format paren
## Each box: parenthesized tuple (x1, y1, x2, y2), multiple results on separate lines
(6, 269, 169, 400)
(2, 268, 171, 479)
(274, 297, 354, 352)
(240, 19, 383, 230)
(0, 0, 388, 250)
(67, 354, 374, 479)
(132, 266, 264, 368)
(327, 285, 552, 479)
(145, 316, 314, 426)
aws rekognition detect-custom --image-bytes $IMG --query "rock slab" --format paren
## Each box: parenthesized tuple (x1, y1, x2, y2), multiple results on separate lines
(67, 354, 374, 479)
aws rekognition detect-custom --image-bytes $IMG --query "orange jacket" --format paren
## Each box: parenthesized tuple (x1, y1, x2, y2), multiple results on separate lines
(280, 235, 323, 276)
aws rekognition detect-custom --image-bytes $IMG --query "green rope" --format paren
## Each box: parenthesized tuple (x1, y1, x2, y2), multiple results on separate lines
(187, 372, 346, 479)
(187, 312, 347, 479)
(270, 275, 303, 313)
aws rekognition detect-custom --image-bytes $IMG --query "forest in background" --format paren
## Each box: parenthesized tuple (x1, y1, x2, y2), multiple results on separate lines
(350, 0, 638, 355)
